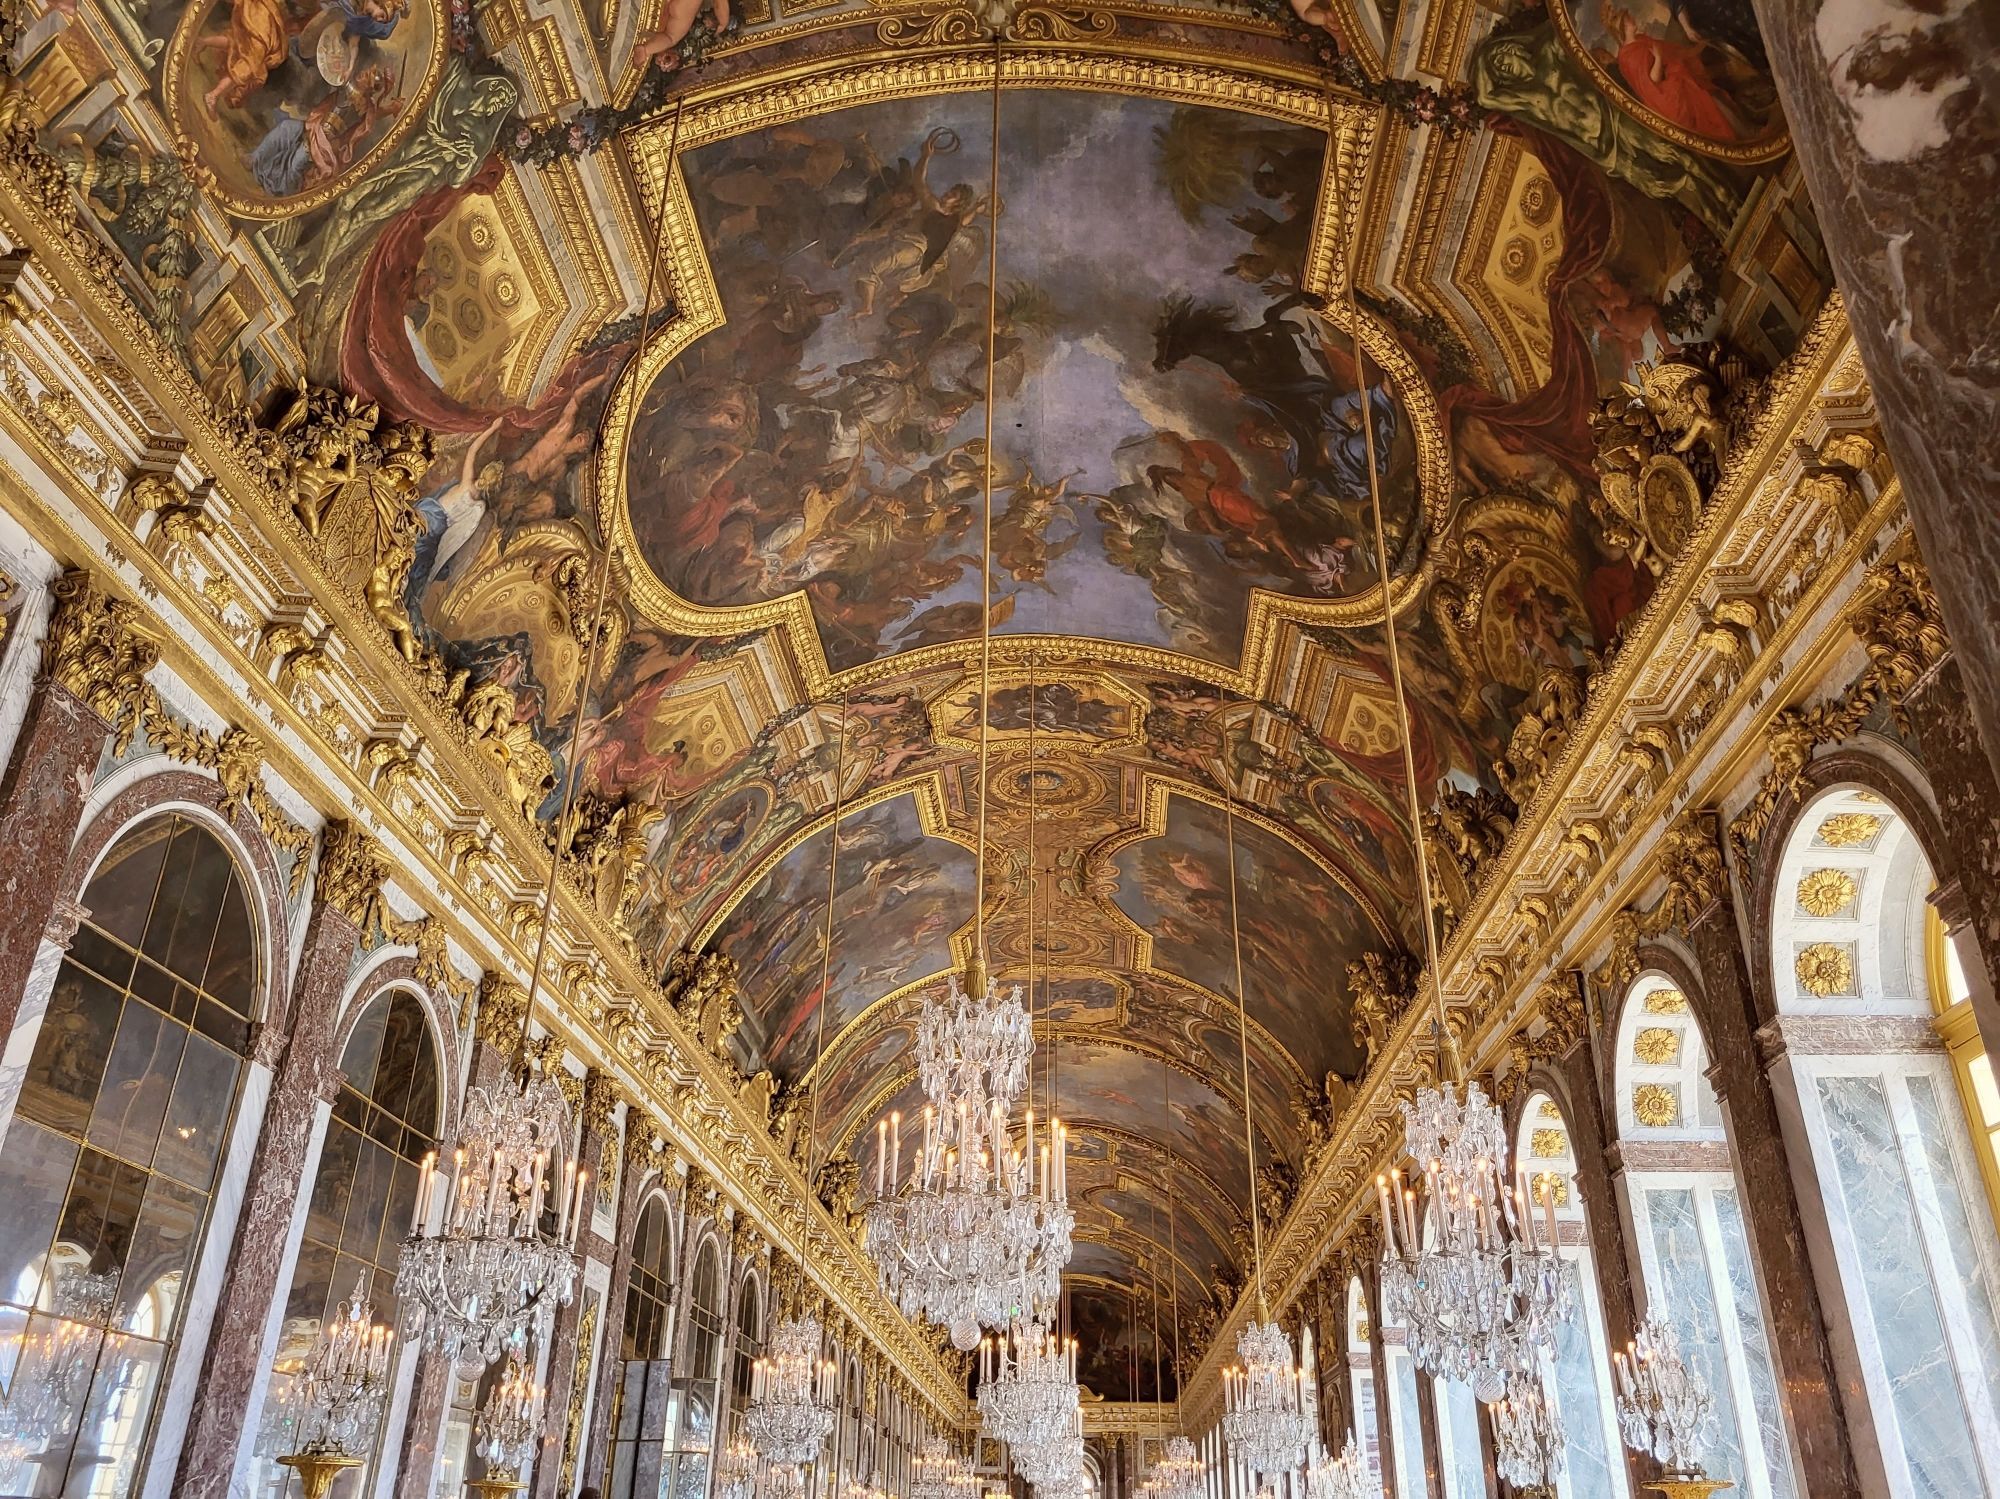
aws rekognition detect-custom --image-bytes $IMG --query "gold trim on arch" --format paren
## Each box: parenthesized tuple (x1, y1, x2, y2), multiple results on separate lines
(594, 49, 1451, 701)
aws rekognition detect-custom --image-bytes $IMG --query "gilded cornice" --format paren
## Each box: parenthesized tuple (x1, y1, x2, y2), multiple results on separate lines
(1177, 296, 1895, 1426)
(0, 146, 970, 1429)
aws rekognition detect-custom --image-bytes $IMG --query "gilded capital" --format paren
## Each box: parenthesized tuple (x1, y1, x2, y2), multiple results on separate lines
(1849, 552, 1949, 703)
(583, 1068, 626, 1137)
(475, 972, 531, 1053)
(42, 568, 158, 725)
(315, 818, 389, 929)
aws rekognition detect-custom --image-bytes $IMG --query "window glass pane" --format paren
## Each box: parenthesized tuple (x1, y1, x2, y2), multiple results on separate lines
(137, 824, 204, 973)
(1389, 1354, 1424, 1499)
(0, 1121, 79, 1308)
(20, 967, 123, 1138)
(87, 998, 184, 1168)
(1813, 1074, 1981, 1493)
(57, 1148, 150, 1301)
(112, 1173, 205, 1335)
(1551, 1263, 1620, 1499)
(1709, 1189, 1797, 1499)
(155, 1034, 239, 1187)
(81, 824, 171, 950)
(1905, 1075, 2000, 1404)
(201, 871, 258, 1007)
(1436, 1378, 1483, 1499)
(160, 830, 235, 985)
(1642, 1188, 1747, 1486)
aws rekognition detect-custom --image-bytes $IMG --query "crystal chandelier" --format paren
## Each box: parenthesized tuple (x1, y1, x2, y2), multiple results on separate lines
(764, 1463, 807, 1499)
(0, 1268, 118, 1458)
(1013, 1420, 1084, 1490)
(1489, 1368, 1565, 1496)
(280, 1288, 397, 1458)
(396, 1060, 584, 1372)
(471, 1347, 541, 1486)
(913, 1433, 969, 1499)
(917, 962, 1034, 1106)
(1376, 1078, 1569, 1400)
(866, 1001, 1073, 1348)
(1304, 1435, 1373, 1499)
(717, 1434, 758, 1499)
(1157, 1435, 1206, 1499)
(978, 1318, 1079, 1452)
(743, 1313, 837, 1465)
(1221, 1319, 1314, 1476)
(1614, 1313, 1720, 1481)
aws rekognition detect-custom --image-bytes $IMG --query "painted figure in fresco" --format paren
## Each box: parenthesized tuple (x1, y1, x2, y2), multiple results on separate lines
(1598, 2, 1743, 140)
(833, 127, 988, 318)
(628, 0, 730, 71)
(1472, 24, 1743, 233)
(293, 56, 519, 302)
(195, 0, 294, 112)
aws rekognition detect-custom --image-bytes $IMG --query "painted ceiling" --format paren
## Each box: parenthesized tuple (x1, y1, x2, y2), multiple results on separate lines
(19, 0, 1830, 1371)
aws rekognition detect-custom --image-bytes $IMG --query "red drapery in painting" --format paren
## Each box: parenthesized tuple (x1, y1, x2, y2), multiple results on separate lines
(337, 156, 617, 437)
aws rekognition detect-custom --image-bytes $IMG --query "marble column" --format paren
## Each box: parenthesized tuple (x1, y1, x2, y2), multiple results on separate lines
(1312, 1271, 1350, 1450)
(536, 1068, 622, 1499)
(1672, 842, 1860, 1495)
(0, 570, 154, 1044)
(1745, 0, 2000, 788)
(172, 820, 386, 1499)
(1899, 657, 2000, 1054)
(1360, 1269, 1399, 1499)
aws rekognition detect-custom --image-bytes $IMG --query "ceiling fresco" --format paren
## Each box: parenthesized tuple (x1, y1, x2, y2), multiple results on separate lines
(15, 0, 1833, 1362)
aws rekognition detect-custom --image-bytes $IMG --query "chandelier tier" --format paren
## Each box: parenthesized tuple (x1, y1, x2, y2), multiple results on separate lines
(743, 1312, 838, 1465)
(913, 1434, 972, 1499)
(1156, 1435, 1205, 1499)
(278, 1286, 397, 1461)
(395, 1062, 583, 1372)
(1220, 1318, 1314, 1476)
(977, 1318, 1080, 1452)
(1375, 1079, 1570, 1400)
(716, 1434, 758, 1499)
(1304, 1436, 1374, 1499)
(864, 987, 1072, 1351)
(1489, 1368, 1566, 1495)
(1615, 1312, 1720, 1480)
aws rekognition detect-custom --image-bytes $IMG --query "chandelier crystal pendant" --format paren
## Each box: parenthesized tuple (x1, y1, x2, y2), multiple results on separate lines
(1375, 1077, 1570, 1400)
(1489, 1368, 1566, 1496)
(913, 1433, 970, 1499)
(977, 1318, 1080, 1452)
(1304, 1435, 1374, 1499)
(743, 1313, 838, 1465)
(1220, 1319, 1315, 1476)
(1614, 1313, 1721, 1482)
(395, 1060, 584, 1373)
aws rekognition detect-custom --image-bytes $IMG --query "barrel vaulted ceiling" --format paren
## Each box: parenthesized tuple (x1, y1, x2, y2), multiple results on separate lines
(24, 0, 1831, 1379)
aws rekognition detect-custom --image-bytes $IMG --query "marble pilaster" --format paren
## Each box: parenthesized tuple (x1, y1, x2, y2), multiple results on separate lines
(1900, 659, 2000, 1055)
(582, 1113, 659, 1494)
(171, 830, 375, 1499)
(1745, 0, 2000, 790)
(0, 682, 114, 1048)
(1411, 1368, 1445, 1499)
(1674, 878, 1861, 1495)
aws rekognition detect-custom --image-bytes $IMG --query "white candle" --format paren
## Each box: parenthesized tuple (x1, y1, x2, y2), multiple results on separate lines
(878, 1121, 888, 1196)
(1542, 1179, 1560, 1249)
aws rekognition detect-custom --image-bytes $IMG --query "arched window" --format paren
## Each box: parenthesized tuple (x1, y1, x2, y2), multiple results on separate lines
(608, 1192, 677, 1499)
(1342, 1277, 1380, 1481)
(0, 813, 260, 1498)
(1510, 1093, 1627, 1499)
(247, 985, 440, 1497)
(665, 1237, 724, 1499)
(728, 1271, 764, 1414)
(1615, 973, 1796, 1498)
(1765, 786, 2000, 1490)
